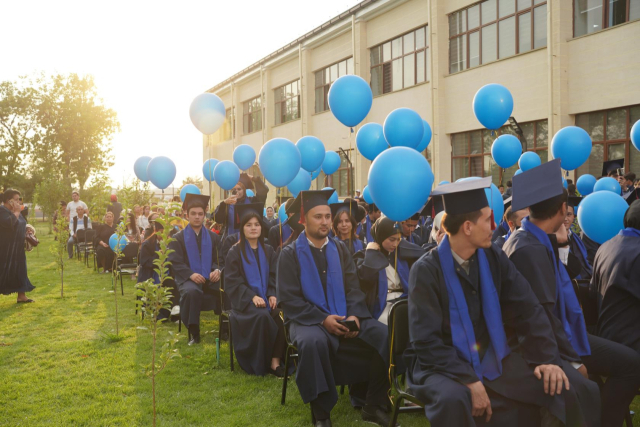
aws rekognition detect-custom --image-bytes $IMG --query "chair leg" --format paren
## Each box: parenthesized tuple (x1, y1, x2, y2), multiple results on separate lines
(229, 322, 234, 372)
(281, 348, 290, 405)
(178, 318, 182, 333)
(389, 395, 402, 427)
(625, 410, 633, 427)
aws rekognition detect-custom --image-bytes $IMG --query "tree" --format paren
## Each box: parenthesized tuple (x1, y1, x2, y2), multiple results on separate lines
(181, 176, 203, 190)
(33, 178, 67, 232)
(50, 210, 68, 297)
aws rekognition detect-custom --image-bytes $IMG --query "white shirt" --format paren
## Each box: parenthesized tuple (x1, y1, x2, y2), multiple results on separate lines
(137, 215, 149, 230)
(66, 200, 88, 220)
(70, 215, 92, 233)
(385, 265, 402, 291)
(307, 237, 329, 249)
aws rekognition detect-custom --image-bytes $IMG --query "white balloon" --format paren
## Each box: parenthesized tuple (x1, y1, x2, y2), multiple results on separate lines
(189, 93, 226, 135)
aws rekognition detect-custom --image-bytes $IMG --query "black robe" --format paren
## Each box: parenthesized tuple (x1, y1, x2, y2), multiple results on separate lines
(335, 235, 365, 257)
(218, 233, 239, 271)
(94, 223, 116, 270)
(139, 235, 179, 318)
(225, 243, 285, 375)
(568, 232, 592, 280)
(354, 239, 424, 319)
(594, 234, 640, 355)
(405, 243, 598, 426)
(0, 205, 34, 295)
(580, 232, 600, 267)
(276, 238, 389, 413)
(402, 231, 423, 246)
(213, 178, 269, 236)
(491, 221, 509, 241)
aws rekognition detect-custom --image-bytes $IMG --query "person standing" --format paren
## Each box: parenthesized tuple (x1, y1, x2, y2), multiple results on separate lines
(0, 189, 35, 303)
(213, 173, 269, 238)
(65, 190, 87, 221)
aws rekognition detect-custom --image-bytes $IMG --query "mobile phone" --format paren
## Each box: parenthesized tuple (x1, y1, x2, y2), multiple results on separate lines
(337, 319, 359, 332)
(231, 189, 238, 196)
(617, 168, 625, 176)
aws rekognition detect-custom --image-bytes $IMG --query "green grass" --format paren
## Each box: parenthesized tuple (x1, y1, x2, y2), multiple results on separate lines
(0, 225, 429, 427)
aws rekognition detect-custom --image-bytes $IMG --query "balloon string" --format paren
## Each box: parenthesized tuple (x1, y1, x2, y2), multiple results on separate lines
(279, 188, 283, 248)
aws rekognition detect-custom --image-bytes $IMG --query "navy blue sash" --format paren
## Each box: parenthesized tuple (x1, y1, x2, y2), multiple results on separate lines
(281, 223, 292, 244)
(373, 253, 410, 319)
(521, 218, 591, 356)
(438, 235, 510, 382)
(619, 227, 640, 238)
(242, 240, 270, 311)
(296, 232, 347, 317)
(184, 225, 213, 278)
(364, 216, 373, 244)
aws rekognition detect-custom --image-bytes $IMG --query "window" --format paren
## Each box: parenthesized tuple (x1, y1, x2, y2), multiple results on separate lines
(320, 151, 354, 197)
(451, 119, 549, 184)
(576, 105, 640, 178)
(370, 26, 429, 96)
(449, 0, 547, 73)
(243, 96, 262, 134)
(574, 0, 640, 37)
(207, 107, 235, 145)
(274, 80, 300, 125)
(314, 58, 353, 113)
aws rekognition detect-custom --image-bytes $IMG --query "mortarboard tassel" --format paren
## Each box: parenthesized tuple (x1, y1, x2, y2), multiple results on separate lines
(490, 209, 496, 230)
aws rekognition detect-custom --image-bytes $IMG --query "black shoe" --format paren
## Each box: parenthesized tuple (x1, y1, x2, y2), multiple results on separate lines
(268, 365, 285, 378)
(188, 335, 201, 346)
(362, 405, 396, 427)
(314, 419, 332, 427)
(188, 325, 201, 345)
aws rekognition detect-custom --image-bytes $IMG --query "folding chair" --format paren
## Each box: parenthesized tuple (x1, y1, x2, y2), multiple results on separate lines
(116, 242, 139, 296)
(388, 300, 425, 426)
(83, 229, 96, 268)
(75, 229, 86, 261)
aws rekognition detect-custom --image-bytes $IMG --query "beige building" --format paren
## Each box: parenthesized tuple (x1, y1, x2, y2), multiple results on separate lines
(203, 0, 640, 204)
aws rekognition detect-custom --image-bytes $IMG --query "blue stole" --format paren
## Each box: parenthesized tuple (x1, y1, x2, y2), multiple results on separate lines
(356, 223, 362, 237)
(364, 216, 373, 244)
(184, 225, 213, 278)
(521, 218, 591, 356)
(342, 237, 363, 253)
(498, 220, 508, 235)
(619, 227, 640, 238)
(373, 252, 410, 319)
(570, 231, 592, 276)
(242, 240, 270, 311)
(227, 198, 250, 235)
(504, 229, 512, 241)
(438, 235, 510, 382)
(280, 223, 292, 243)
(296, 232, 347, 317)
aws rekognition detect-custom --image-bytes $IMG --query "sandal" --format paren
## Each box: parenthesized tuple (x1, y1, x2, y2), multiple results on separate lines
(17, 299, 35, 303)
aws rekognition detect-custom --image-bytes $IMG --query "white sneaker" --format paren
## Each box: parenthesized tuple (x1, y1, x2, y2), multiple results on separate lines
(170, 305, 180, 316)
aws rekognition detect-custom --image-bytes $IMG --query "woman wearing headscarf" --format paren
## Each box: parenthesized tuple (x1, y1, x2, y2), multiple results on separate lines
(422, 211, 446, 251)
(354, 216, 425, 324)
(213, 172, 269, 239)
(224, 203, 286, 377)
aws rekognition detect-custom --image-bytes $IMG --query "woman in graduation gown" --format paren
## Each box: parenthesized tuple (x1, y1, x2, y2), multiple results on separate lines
(224, 203, 286, 377)
(354, 217, 425, 324)
(214, 173, 269, 238)
(330, 200, 365, 256)
(95, 211, 117, 273)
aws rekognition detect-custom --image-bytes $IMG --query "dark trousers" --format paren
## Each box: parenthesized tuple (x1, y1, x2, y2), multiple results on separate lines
(583, 333, 640, 427)
(96, 245, 115, 271)
(178, 280, 226, 327)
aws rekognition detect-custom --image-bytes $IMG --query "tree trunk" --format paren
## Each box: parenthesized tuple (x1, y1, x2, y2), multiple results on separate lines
(60, 265, 64, 298)
(152, 323, 157, 427)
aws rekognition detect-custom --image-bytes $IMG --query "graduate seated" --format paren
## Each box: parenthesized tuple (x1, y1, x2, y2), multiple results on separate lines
(224, 203, 286, 377)
(562, 196, 592, 280)
(330, 199, 365, 255)
(214, 172, 269, 238)
(405, 177, 595, 427)
(361, 202, 381, 244)
(354, 217, 424, 324)
(493, 203, 529, 249)
(504, 159, 640, 427)
(593, 200, 640, 356)
(277, 190, 392, 427)
(421, 211, 445, 251)
(399, 214, 422, 246)
(168, 194, 223, 346)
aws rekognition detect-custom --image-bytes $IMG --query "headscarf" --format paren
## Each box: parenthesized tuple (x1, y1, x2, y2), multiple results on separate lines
(429, 211, 446, 243)
(371, 217, 401, 253)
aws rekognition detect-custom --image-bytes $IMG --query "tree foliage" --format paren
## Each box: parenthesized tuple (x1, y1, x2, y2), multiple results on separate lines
(33, 177, 68, 230)
(181, 176, 203, 190)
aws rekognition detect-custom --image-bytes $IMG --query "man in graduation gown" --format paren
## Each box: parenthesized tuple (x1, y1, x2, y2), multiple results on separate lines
(504, 159, 640, 427)
(0, 189, 35, 302)
(493, 202, 529, 249)
(406, 178, 597, 427)
(563, 197, 592, 280)
(361, 203, 381, 244)
(593, 200, 640, 355)
(277, 190, 392, 427)
(620, 172, 640, 205)
(400, 214, 423, 246)
(214, 172, 269, 238)
(168, 194, 223, 345)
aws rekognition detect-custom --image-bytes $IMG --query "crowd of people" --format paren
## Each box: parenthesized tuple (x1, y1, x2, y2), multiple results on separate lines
(2, 159, 640, 427)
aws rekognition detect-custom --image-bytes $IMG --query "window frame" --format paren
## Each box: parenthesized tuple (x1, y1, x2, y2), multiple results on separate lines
(274, 79, 301, 126)
(242, 95, 263, 135)
(369, 25, 429, 97)
(573, 0, 639, 38)
(314, 57, 353, 114)
(448, 0, 547, 74)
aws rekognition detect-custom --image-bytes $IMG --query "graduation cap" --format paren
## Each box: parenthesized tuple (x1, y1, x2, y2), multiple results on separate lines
(602, 159, 624, 177)
(289, 190, 335, 223)
(421, 196, 444, 218)
(182, 193, 210, 211)
(568, 196, 582, 208)
(511, 158, 563, 212)
(238, 173, 255, 191)
(234, 203, 265, 225)
(503, 196, 512, 210)
(330, 199, 364, 222)
(431, 178, 491, 215)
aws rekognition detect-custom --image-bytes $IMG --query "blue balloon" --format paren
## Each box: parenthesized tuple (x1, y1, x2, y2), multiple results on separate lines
(322, 151, 341, 175)
(328, 75, 372, 127)
(368, 147, 434, 221)
(356, 123, 388, 161)
(109, 233, 128, 252)
(632, 119, 640, 152)
(414, 120, 432, 153)
(514, 169, 523, 176)
(311, 169, 321, 180)
(362, 186, 373, 204)
(147, 156, 176, 190)
(593, 177, 621, 194)
(202, 159, 219, 182)
(518, 152, 541, 172)
(213, 160, 240, 191)
(246, 189, 255, 197)
(296, 136, 326, 172)
(322, 187, 339, 205)
(578, 191, 629, 244)
(473, 84, 514, 130)
(383, 108, 424, 148)
(577, 174, 597, 196)
(134, 156, 152, 182)
(562, 177, 568, 189)
(189, 93, 226, 135)
(438, 180, 451, 185)
(550, 126, 592, 171)
(278, 203, 288, 223)
(287, 169, 312, 197)
(180, 184, 201, 201)
(259, 138, 301, 187)
(233, 144, 256, 171)
(491, 135, 522, 169)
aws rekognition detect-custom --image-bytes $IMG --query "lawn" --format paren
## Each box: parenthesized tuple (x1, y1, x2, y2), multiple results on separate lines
(0, 225, 429, 427)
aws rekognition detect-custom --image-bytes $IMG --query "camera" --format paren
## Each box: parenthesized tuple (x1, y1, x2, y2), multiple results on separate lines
(231, 189, 238, 196)
(617, 167, 625, 176)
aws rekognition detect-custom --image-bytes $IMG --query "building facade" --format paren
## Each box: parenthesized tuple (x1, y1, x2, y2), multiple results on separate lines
(203, 0, 640, 203)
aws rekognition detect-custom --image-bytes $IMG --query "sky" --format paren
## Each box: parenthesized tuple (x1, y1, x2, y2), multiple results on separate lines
(0, 0, 362, 188)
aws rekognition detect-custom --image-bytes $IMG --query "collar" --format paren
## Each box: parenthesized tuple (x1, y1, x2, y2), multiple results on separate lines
(307, 236, 329, 249)
(451, 249, 471, 275)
